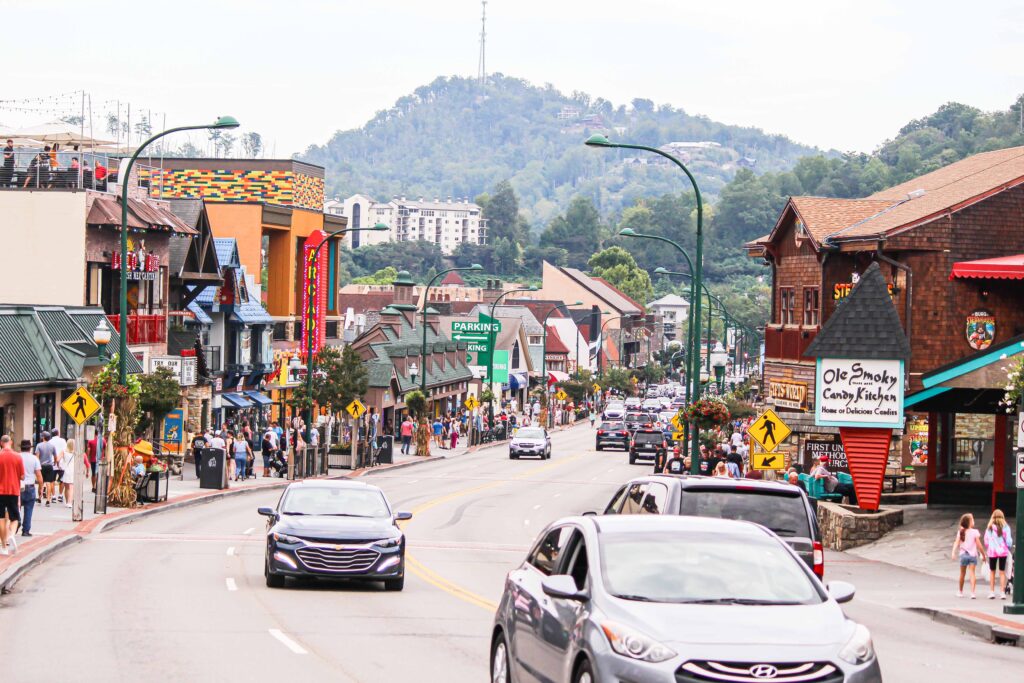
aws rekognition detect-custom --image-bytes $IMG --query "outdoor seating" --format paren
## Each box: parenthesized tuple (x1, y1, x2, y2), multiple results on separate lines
(804, 474, 843, 502)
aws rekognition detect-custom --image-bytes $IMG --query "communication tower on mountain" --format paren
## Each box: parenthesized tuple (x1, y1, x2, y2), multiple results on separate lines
(477, 1, 488, 86)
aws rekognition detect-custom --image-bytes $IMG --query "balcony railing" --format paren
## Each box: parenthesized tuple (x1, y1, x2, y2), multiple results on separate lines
(764, 325, 818, 361)
(107, 314, 167, 345)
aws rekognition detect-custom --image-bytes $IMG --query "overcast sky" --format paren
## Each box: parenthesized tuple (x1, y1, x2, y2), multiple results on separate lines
(2, 0, 1020, 157)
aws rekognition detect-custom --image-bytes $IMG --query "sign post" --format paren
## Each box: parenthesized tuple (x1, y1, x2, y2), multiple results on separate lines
(1007, 409, 1024, 615)
(62, 386, 101, 522)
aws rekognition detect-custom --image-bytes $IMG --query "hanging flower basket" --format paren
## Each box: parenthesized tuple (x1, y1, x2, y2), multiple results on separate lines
(682, 397, 731, 430)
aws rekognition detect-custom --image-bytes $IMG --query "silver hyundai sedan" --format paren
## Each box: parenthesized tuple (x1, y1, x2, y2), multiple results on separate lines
(491, 515, 881, 683)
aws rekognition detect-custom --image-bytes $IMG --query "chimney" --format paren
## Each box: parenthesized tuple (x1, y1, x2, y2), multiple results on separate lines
(482, 279, 503, 305)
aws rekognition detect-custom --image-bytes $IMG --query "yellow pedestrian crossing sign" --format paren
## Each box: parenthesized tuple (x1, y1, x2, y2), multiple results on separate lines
(592, 383, 601, 393)
(751, 448, 786, 471)
(346, 399, 367, 419)
(555, 389, 568, 401)
(671, 413, 683, 431)
(62, 387, 101, 425)
(464, 395, 480, 411)
(748, 408, 791, 452)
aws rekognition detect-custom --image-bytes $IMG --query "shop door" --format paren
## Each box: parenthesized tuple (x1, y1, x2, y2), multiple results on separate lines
(33, 392, 56, 442)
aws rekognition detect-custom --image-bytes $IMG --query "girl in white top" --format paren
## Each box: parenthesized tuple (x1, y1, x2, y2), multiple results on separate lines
(60, 439, 76, 508)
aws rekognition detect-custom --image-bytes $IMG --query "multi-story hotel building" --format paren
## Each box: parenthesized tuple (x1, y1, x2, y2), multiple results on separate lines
(338, 194, 487, 253)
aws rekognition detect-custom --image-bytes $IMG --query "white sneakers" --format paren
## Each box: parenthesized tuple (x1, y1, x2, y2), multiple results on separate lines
(957, 591, 964, 598)
(6, 536, 16, 555)
(989, 592, 996, 599)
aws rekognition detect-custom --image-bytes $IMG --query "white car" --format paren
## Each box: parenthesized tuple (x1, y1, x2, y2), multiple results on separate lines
(509, 427, 552, 460)
(603, 402, 626, 419)
(624, 397, 642, 410)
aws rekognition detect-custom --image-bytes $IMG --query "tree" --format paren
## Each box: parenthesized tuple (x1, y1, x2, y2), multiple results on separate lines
(587, 246, 653, 304)
(351, 266, 398, 285)
(138, 366, 180, 439)
(482, 180, 524, 243)
(541, 196, 602, 269)
(601, 367, 635, 395)
(133, 115, 152, 143)
(288, 345, 368, 417)
(219, 132, 237, 157)
(241, 132, 263, 158)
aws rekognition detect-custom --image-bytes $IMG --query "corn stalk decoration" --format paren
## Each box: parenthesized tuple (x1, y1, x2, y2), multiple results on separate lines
(89, 356, 141, 507)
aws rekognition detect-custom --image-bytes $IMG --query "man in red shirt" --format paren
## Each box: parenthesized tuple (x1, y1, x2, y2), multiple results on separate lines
(0, 435, 26, 556)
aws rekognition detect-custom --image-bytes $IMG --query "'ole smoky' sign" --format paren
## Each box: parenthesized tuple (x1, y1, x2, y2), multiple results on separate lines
(814, 358, 904, 429)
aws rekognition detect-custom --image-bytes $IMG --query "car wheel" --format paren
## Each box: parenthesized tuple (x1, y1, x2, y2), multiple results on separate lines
(491, 631, 511, 683)
(509, 452, 518, 460)
(628, 452, 637, 465)
(573, 657, 594, 683)
(595, 444, 602, 451)
(384, 575, 405, 591)
(265, 557, 285, 588)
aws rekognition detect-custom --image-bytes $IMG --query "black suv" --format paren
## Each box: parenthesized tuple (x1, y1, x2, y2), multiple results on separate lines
(623, 411, 650, 433)
(601, 475, 825, 577)
(595, 421, 629, 451)
(628, 429, 666, 466)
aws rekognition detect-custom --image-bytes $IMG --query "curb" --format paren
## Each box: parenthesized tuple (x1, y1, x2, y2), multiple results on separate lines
(907, 607, 1024, 647)
(0, 533, 82, 595)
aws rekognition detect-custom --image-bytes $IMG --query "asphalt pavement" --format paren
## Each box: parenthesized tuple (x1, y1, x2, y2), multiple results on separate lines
(2, 423, 1023, 682)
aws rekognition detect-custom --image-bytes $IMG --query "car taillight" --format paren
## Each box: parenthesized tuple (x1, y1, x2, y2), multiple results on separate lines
(620, 431, 628, 436)
(597, 430, 605, 435)
(813, 541, 824, 578)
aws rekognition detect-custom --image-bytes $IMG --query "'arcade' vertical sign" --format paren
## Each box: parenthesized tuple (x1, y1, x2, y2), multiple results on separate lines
(301, 230, 328, 357)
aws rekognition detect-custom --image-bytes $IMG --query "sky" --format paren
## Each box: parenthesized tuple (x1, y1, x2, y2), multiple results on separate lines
(2, 0, 1021, 157)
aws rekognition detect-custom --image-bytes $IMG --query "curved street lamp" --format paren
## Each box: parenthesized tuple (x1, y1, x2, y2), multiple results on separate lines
(305, 222, 389, 442)
(419, 264, 484, 398)
(588, 134, 704, 469)
(486, 286, 537, 427)
(117, 115, 240, 385)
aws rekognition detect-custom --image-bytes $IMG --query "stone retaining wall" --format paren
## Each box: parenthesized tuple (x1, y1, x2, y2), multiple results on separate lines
(817, 502, 904, 551)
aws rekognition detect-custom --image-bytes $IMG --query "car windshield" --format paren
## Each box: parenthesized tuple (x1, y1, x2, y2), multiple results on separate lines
(600, 531, 821, 604)
(633, 432, 663, 444)
(678, 490, 811, 538)
(281, 487, 391, 518)
(515, 428, 544, 440)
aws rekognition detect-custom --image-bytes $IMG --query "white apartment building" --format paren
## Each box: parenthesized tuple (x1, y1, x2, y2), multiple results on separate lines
(335, 194, 488, 253)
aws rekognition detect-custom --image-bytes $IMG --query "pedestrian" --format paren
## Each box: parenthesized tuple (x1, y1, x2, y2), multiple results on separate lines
(59, 439, 77, 508)
(86, 433, 99, 492)
(664, 447, 686, 474)
(589, 409, 596, 429)
(432, 416, 443, 449)
(1, 139, 14, 188)
(449, 421, 459, 450)
(34, 431, 57, 506)
(50, 427, 68, 503)
(952, 512, 986, 599)
(232, 432, 251, 481)
(224, 431, 237, 480)
(19, 439, 42, 537)
(191, 430, 206, 479)
(712, 461, 731, 478)
(262, 427, 277, 477)
(0, 435, 25, 556)
(399, 416, 414, 455)
(984, 509, 1013, 599)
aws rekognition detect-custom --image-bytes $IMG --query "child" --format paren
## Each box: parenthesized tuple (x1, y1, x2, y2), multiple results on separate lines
(952, 513, 987, 598)
(984, 509, 1013, 599)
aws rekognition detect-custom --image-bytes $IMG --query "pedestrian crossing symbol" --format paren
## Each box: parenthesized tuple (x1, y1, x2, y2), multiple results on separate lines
(671, 414, 683, 431)
(751, 448, 786, 471)
(592, 383, 601, 393)
(464, 395, 480, 411)
(747, 408, 791, 452)
(346, 399, 367, 419)
(61, 387, 101, 425)
(555, 389, 568, 401)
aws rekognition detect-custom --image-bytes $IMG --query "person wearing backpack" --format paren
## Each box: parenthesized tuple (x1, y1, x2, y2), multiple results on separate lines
(984, 509, 1013, 599)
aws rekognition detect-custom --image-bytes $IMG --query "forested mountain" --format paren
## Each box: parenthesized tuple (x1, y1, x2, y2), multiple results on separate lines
(300, 74, 819, 229)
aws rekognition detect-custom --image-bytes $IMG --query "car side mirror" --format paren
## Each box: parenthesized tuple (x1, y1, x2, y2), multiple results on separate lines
(394, 511, 413, 521)
(827, 580, 856, 604)
(542, 574, 589, 602)
(257, 506, 276, 517)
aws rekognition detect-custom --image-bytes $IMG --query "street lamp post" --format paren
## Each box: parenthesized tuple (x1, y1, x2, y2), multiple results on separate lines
(590, 134, 704, 469)
(93, 319, 111, 363)
(304, 223, 389, 445)
(420, 264, 484, 406)
(117, 116, 240, 386)
(598, 314, 629, 378)
(486, 286, 537, 429)
(541, 301, 583, 428)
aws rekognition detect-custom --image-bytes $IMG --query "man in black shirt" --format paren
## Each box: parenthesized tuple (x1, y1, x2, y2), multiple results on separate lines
(664, 447, 687, 474)
(726, 449, 744, 477)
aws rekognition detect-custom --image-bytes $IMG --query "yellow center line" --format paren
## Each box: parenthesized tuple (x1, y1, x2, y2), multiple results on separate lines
(404, 452, 587, 612)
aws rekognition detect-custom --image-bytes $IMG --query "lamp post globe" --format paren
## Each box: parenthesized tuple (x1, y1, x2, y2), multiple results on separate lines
(93, 319, 112, 362)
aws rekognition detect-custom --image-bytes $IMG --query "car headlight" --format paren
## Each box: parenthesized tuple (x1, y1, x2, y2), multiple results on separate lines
(272, 532, 303, 545)
(375, 536, 402, 549)
(838, 623, 875, 665)
(600, 621, 676, 663)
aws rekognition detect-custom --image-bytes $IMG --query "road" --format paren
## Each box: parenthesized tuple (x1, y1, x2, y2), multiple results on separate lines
(2, 423, 1023, 682)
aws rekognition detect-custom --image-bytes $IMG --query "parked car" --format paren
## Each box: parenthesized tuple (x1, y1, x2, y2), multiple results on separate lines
(491, 515, 880, 683)
(259, 480, 411, 590)
(510, 427, 552, 460)
(595, 421, 630, 451)
(602, 402, 626, 420)
(629, 428, 667, 465)
(601, 475, 824, 576)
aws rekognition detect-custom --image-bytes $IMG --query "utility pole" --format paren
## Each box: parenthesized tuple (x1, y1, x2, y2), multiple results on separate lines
(477, 1, 488, 86)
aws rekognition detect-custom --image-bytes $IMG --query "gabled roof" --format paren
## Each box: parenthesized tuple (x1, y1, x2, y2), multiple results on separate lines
(440, 270, 465, 286)
(214, 238, 240, 268)
(789, 197, 899, 245)
(545, 326, 570, 354)
(469, 304, 544, 335)
(804, 263, 910, 360)
(592, 277, 645, 313)
(353, 314, 473, 391)
(556, 265, 642, 315)
(648, 294, 691, 308)
(86, 196, 198, 235)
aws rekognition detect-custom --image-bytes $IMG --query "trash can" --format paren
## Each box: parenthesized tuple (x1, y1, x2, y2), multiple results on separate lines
(198, 448, 227, 489)
(375, 435, 394, 464)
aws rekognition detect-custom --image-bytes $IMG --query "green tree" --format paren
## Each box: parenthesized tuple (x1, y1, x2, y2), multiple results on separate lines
(541, 196, 602, 269)
(587, 246, 653, 304)
(351, 266, 399, 285)
(288, 345, 368, 416)
(601, 367, 635, 395)
(482, 180, 525, 243)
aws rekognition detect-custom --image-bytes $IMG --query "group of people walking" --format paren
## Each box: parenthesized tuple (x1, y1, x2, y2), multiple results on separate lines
(952, 510, 1014, 600)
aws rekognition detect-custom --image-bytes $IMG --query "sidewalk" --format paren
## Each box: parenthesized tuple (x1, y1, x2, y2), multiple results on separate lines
(844, 504, 1024, 644)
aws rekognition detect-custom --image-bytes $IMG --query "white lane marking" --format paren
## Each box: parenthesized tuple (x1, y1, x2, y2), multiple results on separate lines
(269, 628, 308, 655)
(553, 493, 561, 498)
(227, 546, 235, 556)
(532, 504, 542, 510)
(225, 578, 238, 591)
(243, 528, 254, 535)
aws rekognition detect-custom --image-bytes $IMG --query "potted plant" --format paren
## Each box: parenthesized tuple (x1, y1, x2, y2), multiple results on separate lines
(682, 396, 731, 431)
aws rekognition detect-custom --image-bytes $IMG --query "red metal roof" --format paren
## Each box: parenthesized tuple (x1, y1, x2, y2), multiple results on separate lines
(949, 254, 1024, 280)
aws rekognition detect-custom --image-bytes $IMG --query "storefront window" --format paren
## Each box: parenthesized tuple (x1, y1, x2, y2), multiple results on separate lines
(945, 413, 994, 482)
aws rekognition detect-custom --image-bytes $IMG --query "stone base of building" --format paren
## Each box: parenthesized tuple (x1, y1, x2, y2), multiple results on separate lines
(817, 502, 904, 551)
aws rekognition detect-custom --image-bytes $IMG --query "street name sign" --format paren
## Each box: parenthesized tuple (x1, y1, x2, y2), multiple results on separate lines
(346, 399, 367, 419)
(747, 408, 791, 452)
(751, 448, 786, 471)
(62, 387, 101, 425)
